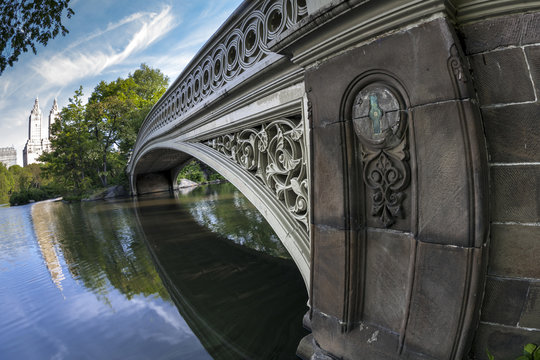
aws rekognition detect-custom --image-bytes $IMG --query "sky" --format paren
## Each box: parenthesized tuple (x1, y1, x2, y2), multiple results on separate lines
(0, 0, 243, 165)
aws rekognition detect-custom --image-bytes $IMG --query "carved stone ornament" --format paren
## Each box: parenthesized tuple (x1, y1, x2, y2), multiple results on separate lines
(205, 118, 308, 231)
(448, 44, 467, 84)
(352, 84, 410, 227)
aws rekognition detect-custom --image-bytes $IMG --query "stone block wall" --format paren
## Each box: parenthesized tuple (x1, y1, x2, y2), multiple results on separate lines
(460, 12, 540, 359)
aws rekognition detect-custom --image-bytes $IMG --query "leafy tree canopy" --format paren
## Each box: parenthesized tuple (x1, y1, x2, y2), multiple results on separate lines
(40, 86, 94, 192)
(0, 0, 74, 74)
(0, 163, 14, 204)
(40, 64, 168, 193)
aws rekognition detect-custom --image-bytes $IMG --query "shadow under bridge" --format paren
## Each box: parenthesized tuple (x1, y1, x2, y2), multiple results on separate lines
(129, 115, 311, 289)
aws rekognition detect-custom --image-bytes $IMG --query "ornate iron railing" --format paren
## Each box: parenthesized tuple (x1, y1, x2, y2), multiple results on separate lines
(133, 0, 308, 154)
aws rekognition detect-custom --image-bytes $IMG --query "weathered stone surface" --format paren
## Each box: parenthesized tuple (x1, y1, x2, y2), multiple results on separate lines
(296, 334, 315, 360)
(311, 121, 347, 229)
(133, 148, 190, 176)
(363, 229, 414, 333)
(521, 12, 540, 44)
(482, 104, 540, 163)
(136, 171, 172, 195)
(525, 45, 540, 99)
(404, 242, 479, 359)
(480, 276, 529, 326)
(413, 101, 471, 247)
(305, 18, 472, 115)
(490, 166, 540, 223)
(311, 311, 402, 360)
(472, 322, 540, 360)
(305, 0, 332, 15)
(311, 225, 348, 317)
(489, 224, 540, 279)
(460, 12, 540, 54)
(307, 15, 487, 360)
(177, 178, 198, 188)
(469, 48, 536, 105)
(520, 282, 540, 329)
(85, 185, 129, 201)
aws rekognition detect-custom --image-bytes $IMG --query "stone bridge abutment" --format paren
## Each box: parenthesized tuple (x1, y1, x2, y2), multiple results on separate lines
(128, 1, 540, 358)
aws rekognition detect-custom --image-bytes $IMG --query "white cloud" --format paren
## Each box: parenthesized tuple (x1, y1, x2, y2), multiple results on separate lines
(197, 2, 237, 22)
(32, 6, 177, 87)
(0, 1, 244, 163)
(65, 11, 150, 51)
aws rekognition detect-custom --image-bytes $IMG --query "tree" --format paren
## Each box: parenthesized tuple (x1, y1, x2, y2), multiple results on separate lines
(24, 163, 43, 188)
(117, 64, 169, 157)
(0, 0, 74, 75)
(8, 164, 30, 191)
(40, 87, 95, 192)
(0, 163, 14, 204)
(85, 64, 168, 186)
(8, 163, 42, 191)
(86, 80, 132, 187)
(39, 64, 168, 193)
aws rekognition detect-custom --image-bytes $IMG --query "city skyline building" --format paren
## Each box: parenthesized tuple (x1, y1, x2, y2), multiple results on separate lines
(23, 98, 59, 166)
(0, 146, 17, 168)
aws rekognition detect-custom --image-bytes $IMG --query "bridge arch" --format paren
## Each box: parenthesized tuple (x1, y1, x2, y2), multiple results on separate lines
(127, 0, 540, 358)
(130, 141, 311, 290)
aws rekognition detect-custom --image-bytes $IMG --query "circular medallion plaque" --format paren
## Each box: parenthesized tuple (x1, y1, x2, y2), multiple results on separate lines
(352, 85, 403, 147)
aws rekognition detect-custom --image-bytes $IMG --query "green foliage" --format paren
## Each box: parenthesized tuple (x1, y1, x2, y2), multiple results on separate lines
(0, 163, 14, 204)
(487, 343, 540, 360)
(0, 162, 55, 205)
(6, 163, 61, 205)
(85, 64, 168, 186)
(47, 201, 170, 300)
(10, 163, 42, 190)
(9, 185, 60, 206)
(0, 0, 74, 74)
(177, 159, 227, 184)
(38, 64, 168, 196)
(40, 86, 94, 193)
(9, 164, 31, 191)
(209, 172, 226, 181)
(115, 64, 169, 157)
(176, 183, 290, 259)
(177, 160, 206, 183)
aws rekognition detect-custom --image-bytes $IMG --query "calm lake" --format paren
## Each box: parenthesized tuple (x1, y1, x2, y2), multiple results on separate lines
(0, 183, 308, 359)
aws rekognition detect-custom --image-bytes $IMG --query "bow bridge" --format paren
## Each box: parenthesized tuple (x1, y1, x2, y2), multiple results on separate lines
(127, 1, 540, 359)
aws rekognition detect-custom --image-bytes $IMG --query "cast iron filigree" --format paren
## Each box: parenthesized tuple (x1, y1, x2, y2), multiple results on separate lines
(138, 0, 308, 144)
(205, 118, 308, 231)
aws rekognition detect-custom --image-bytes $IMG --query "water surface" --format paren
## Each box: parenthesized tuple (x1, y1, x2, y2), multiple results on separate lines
(0, 183, 308, 359)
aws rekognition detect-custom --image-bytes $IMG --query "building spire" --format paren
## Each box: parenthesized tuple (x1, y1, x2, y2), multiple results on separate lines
(50, 97, 58, 114)
(32, 97, 41, 114)
(24, 97, 44, 166)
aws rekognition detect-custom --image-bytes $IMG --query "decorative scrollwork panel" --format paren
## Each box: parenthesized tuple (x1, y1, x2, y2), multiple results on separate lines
(204, 117, 308, 231)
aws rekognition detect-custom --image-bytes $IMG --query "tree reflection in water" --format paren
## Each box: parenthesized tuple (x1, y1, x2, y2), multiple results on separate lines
(177, 182, 290, 258)
(137, 183, 309, 360)
(38, 200, 170, 303)
(29, 182, 308, 359)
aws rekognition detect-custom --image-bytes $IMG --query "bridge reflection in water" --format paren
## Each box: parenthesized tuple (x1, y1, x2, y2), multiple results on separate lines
(135, 184, 309, 360)
(1, 183, 306, 359)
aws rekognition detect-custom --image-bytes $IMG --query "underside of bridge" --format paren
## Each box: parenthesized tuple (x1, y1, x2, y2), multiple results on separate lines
(128, 1, 540, 359)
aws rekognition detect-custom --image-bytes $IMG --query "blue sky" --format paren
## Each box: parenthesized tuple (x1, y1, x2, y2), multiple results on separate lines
(0, 0, 243, 165)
